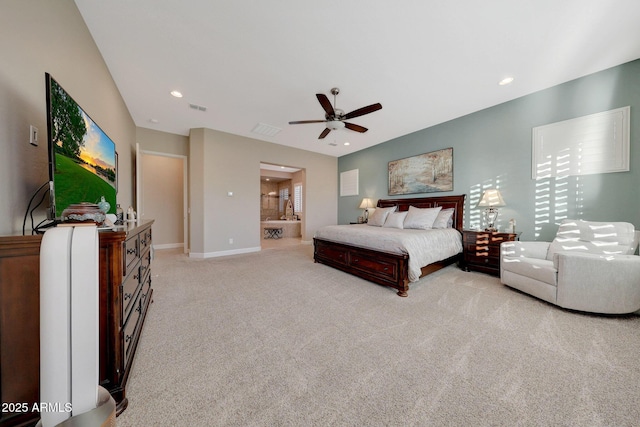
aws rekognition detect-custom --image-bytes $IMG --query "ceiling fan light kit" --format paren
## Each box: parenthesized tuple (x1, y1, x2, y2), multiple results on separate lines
(289, 87, 382, 139)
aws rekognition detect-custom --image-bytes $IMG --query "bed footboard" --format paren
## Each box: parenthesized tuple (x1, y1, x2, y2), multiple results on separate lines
(314, 238, 411, 296)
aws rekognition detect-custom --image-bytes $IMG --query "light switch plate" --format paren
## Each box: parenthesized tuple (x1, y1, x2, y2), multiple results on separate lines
(30, 125, 38, 146)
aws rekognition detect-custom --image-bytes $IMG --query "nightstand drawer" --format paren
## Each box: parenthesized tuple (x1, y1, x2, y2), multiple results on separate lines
(461, 230, 520, 276)
(464, 243, 501, 257)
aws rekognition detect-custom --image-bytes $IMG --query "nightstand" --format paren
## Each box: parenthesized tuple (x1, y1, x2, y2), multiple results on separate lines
(461, 230, 520, 276)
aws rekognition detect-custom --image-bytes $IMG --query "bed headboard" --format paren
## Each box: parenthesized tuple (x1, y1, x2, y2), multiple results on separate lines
(376, 194, 466, 231)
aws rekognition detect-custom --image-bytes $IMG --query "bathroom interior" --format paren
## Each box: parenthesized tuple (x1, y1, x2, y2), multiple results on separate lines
(260, 163, 304, 248)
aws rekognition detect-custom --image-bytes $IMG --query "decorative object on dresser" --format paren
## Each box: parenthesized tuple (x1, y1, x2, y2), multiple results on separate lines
(358, 198, 374, 223)
(461, 229, 520, 276)
(388, 148, 453, 195)
(314, 195, 465, 297)
(476, 189, 506, 232)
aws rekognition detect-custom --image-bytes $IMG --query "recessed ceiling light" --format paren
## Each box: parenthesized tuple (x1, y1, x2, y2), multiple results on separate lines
(149, 118, 159, 124)
(498, 77, 514, 86)
(170, 90, 183, 98)
(344, 142, 350, 146)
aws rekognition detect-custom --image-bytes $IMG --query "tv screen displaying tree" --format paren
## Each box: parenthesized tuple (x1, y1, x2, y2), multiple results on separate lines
(46, 74, 117, 218)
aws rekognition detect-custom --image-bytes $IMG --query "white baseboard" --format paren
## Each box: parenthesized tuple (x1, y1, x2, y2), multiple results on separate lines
(153, 243, 183, 250)
(189, 246, 261, 259)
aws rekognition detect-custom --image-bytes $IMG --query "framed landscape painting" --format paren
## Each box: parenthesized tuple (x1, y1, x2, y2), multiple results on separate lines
(388, 148, 453, 195)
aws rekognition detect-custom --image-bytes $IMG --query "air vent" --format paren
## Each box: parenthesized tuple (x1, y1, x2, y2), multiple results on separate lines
(189, 103, 207, 112)
(251, 123, 281, 137)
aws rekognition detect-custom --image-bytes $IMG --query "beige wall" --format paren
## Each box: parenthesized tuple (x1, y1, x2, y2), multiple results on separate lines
(137, 127, 189, 156)
(140, 153, 185, 248)
(0, 0, 135, 235)
(189, 128, 337, 257)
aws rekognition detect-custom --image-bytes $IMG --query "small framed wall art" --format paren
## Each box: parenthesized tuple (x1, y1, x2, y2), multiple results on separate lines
(388, 147, 453, 195)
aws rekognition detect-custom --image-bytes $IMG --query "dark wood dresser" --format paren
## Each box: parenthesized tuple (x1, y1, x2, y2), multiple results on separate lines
(0, 220, 154, 426)
(461, 229, 520, 276)
(98, 220, 154, 414)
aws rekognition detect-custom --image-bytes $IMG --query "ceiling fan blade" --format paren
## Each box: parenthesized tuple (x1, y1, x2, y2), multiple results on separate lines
(316, 94, 335, 117)
(344, 122, 368, 133)
(288, 120, 326, 125)
(319, 128, 331, 139)
(343, 103, 382, 120)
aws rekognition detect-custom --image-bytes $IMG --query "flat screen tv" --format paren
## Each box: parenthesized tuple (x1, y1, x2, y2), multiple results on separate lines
(45, 73, 117, 219)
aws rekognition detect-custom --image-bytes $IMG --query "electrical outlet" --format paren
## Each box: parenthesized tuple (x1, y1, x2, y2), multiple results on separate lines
(229, 238, 233, 244)
(29, 125, 38, 146)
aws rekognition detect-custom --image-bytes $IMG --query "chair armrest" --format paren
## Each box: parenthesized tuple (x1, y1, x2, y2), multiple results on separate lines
(555, 252, 640, 313)
(501, 241, 549, 260)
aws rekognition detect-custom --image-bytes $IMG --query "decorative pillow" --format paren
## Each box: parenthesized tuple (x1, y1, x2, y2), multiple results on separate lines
(432, 208, 455, 229)
(403, 206, 442, 230)
(367, 206, 396, 227)
(383, 211, 408, 229)
(545, 219, 637, 260)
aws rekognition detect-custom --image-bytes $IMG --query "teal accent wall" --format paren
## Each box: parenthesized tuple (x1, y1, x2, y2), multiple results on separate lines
(338, 59, 640, 241)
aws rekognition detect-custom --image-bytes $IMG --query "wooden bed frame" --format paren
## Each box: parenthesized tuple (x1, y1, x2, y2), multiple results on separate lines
(313, 194, 466, 297)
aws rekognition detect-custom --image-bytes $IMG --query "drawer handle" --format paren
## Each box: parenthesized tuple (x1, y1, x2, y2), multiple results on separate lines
(141, 238, 147, 245)
(353, 258, 359, 263)
(125, 334, 132, 343)
(127, 248, 137, 255)
(136, 305, 141, 313)
(124, 292, 132, 301)
(383, 267, 388, 271)
(134, 273, 139, 280)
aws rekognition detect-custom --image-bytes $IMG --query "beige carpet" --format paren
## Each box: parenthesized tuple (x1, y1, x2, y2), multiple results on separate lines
(117, 244, 640, 426)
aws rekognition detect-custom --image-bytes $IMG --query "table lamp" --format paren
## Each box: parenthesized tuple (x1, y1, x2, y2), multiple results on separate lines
(476, 189, 506, 232)
(359, 198, 374, 223)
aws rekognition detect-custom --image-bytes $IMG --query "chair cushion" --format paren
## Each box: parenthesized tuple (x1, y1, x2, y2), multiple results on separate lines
(546, 219, 636, 261)
(501, 256, 557, 286)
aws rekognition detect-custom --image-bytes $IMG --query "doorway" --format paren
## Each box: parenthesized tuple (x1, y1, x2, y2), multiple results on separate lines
(139, 150, 188, 252)
(259, 163, 305, 249)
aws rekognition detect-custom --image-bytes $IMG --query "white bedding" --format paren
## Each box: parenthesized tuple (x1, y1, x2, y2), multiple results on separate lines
(314, 224, 463, 282)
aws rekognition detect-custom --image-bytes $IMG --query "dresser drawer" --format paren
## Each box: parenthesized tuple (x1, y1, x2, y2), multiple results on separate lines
(123, 235, 139, 277)
(140, 246, 151, 281)
(121, 264, 141, 325)
(140, 273, 152, 311)
(140, 228, 152, 253)
(123, 293, 142, 367)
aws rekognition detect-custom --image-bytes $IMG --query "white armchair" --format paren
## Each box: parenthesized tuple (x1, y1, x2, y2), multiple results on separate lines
(500, 219, 640, 314)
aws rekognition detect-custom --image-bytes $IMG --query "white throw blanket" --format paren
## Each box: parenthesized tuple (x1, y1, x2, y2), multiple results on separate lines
(314, 225, 463, 282)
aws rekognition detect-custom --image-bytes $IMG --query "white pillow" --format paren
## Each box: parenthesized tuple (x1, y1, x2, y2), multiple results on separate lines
(432, 208, 455, 229)
(403, 206, 442, 230)
(383, 211, 408, 229)
(367, 206, 396, 227)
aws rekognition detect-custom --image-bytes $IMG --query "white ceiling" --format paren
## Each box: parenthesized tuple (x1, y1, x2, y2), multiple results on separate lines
(74, 0, 640, 157)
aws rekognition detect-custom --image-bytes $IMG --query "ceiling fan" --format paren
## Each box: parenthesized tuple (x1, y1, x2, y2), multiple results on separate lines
(289, 87, 382, 139)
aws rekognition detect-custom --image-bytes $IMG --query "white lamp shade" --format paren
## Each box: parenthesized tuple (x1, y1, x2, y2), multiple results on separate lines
(359, 198, 374, 209)
(476, 189, 506, 207)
